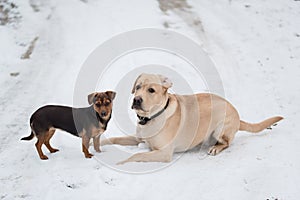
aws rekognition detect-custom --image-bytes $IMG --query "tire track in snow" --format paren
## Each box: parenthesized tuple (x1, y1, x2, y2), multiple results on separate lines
(157, 0, 207, 47)
(157, 0, 240, 99)
(0, 1, 63, 153)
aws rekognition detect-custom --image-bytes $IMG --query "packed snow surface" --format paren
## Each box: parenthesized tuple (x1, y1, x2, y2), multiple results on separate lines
(0, 0, 299, 199)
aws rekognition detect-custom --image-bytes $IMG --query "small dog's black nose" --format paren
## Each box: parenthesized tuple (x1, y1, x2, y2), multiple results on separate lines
(100, 111, 107, 117)
(133, 96, 143, 105)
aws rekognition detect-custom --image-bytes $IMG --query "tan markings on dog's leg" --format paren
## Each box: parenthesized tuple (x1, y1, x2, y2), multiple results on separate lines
(44, 128, 59, 153)
(82, 134, 93, 158)
(93, 135, 101, 152)
(35, 134, 48, 160)
(101, 136, 140, 146)
(117, 146, 173, 165)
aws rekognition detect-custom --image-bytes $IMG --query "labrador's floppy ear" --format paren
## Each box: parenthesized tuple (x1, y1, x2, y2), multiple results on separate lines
(158, 74, 173, 89)
(88, 92, 97, 105)
(106, 91, 116, 100)
(131, 74, 143, 94)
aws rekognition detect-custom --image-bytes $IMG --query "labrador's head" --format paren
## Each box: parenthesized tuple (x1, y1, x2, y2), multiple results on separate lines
(131, 73, 172, 116)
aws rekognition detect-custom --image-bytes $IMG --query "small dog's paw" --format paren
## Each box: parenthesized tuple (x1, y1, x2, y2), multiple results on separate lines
(40, 155, 49, 160)
(85, 153, 94, 158)
(50, 149, 59, 153)
(94, 149, 101, 153)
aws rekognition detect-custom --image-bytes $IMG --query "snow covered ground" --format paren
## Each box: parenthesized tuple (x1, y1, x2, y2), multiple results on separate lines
(0, 0, 300, 199)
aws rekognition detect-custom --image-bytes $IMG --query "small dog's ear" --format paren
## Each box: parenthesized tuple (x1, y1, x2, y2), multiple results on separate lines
(158, 75, 173, 89)
(106, 91, 116, 100)
(88, 92, 97, 105)
(131, 74, 142, 94)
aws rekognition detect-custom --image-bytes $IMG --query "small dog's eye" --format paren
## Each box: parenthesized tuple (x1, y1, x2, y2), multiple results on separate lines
(95, 103, 101, 107)
(104, 101, 110, 106)
(136, 85, 141, 90)
(148, 88, 155, 93)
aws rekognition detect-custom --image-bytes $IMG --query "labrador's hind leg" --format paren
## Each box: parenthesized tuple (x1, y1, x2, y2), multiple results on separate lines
(208, 124, 238, 156)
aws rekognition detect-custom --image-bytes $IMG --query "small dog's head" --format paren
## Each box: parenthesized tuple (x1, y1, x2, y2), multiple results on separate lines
(131, 73, 172, 116)
(88, 91, 116, 119)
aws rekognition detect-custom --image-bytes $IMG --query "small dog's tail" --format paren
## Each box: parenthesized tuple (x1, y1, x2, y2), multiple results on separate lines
(239, 116, 283, 133)
(21, 131, 35, 141)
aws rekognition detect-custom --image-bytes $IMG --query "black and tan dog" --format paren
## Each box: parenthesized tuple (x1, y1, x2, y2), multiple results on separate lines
(21, 91, 116, 160)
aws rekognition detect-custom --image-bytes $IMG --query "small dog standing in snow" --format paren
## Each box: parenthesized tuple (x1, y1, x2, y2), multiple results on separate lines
(21, 91, 116, 160)
(102, 73, 283, 164)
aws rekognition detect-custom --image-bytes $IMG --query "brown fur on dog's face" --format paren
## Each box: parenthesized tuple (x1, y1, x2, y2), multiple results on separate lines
(131, 74, 172, 116)
(88, 91, 116, 119)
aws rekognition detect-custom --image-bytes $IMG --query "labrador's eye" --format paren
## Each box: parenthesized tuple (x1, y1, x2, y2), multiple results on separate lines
(148, 88, 155, 93)
(136, 85, 141, 90)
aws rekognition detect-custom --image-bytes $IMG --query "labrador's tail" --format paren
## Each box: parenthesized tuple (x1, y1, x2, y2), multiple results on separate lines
(239, 116, 283, 133)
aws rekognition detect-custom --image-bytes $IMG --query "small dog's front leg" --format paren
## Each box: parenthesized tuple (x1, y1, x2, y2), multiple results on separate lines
(82, 134, 93, 158)
(93, 135, 101, 152)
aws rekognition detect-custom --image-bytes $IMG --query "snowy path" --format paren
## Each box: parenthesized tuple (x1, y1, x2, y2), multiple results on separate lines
(0, 0, 300, 199)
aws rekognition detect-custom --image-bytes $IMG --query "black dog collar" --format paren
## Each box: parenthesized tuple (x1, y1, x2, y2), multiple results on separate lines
(137, 98, 170, 125)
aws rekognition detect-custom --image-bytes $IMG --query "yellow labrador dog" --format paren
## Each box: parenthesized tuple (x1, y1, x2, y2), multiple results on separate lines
(102, 73, 283, 164)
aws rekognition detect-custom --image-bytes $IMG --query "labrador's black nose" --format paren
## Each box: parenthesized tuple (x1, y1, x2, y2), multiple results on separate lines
(132, 96, 143, 110)
(133, 96, 143, 105)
